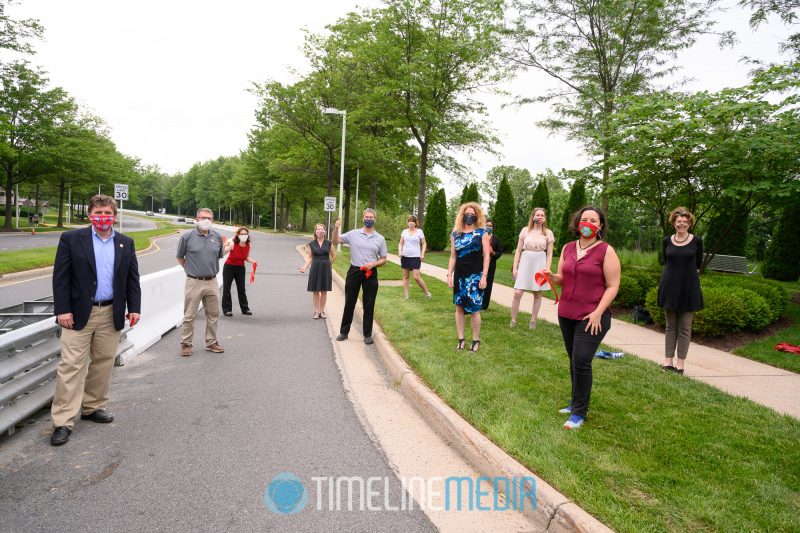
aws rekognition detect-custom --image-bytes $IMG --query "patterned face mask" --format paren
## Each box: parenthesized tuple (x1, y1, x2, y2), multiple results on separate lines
(90, 214, 115, 232)
(578, 221, 599, 239)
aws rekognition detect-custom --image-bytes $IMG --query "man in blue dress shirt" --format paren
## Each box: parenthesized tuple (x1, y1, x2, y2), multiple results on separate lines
(50, 195, 141, 446)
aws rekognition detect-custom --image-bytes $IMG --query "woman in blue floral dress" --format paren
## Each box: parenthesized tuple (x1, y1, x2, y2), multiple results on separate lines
(447, 202, 491, 352)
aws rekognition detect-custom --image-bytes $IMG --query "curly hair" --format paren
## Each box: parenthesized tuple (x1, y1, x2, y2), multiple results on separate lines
(452, 202, 486, 234)
(668, 207, 695, 228)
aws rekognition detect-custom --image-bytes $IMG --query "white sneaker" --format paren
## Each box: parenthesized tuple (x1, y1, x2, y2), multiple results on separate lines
(563, 414, 584, 430)
(425, 292, 432, 299)
(509, 320, 516, 328)
(558, 405, 572, 414)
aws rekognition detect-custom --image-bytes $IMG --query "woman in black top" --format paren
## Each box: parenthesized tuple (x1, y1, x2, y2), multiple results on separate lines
(482, 219, 503, 310)
(299, 223, 335, 319)
(657, 207, 704, 374)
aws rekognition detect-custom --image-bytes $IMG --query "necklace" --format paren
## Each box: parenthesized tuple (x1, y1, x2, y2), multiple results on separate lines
(673, 233, 690, 244)
(576, 239, 598, 258)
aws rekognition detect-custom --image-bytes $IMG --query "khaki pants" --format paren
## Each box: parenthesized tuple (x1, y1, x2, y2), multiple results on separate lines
(665, 310, 694, 359)
(51, 305, 121, 428)
(181, 277, 220, 347)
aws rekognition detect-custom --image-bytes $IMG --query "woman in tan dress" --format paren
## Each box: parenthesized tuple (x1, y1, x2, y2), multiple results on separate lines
(510, 208, 555, 329)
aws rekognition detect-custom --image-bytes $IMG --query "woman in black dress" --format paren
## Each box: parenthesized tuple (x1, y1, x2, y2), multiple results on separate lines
(481, 219, 503, 310)
(657, 207, 704, 374)
(299, 223, 336, 319)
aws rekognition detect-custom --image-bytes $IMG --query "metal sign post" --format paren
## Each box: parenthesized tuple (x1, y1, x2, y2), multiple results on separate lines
(114, 184, 128, 233)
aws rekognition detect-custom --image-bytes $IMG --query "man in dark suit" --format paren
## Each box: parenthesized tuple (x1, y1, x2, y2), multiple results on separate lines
(50, 195, 141, 446)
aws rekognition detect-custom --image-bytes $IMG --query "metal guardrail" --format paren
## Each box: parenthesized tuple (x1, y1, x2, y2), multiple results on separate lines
(0, 298, 55, 333)
(0, 318, 132, 436)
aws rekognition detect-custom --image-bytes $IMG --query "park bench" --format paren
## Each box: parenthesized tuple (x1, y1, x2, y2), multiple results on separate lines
(706, 254, 757, 274)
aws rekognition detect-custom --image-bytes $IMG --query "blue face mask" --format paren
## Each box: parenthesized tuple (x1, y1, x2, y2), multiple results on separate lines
(363, 219, 375, 228)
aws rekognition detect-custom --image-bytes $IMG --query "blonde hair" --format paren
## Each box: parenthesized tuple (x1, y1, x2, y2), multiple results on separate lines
(452, 202, 486, 234)
(313, 223, 327, 235)
(526, 207, 550, 235)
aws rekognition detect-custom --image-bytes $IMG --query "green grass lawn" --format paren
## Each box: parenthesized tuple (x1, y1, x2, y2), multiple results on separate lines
(334, 251, 799, 531)
(0, 223, 183, 275)
(733, 292, 800, 373)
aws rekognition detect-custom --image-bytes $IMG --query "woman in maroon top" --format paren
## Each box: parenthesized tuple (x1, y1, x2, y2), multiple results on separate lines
(222, 226, 256, 316)
(543, 206, 620, 430)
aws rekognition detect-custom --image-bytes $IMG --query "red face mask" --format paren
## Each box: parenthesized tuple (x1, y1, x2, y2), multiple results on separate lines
(90, 214, 115, 232)
(578, 221, 599, 239)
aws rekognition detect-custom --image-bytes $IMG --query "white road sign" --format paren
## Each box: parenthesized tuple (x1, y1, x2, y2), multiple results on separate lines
(324, 196, 336, 212)
(114, 183, 129, 201)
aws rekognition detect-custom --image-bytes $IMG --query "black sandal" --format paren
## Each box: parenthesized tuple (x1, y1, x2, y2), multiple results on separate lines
(470, 339, 481, 352)
(662, 365, 674, 371)
(456, 338, 465, 351)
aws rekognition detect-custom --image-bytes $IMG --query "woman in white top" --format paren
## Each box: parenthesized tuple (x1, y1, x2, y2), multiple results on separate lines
(398, 215, 431, 300)
(511, 207, 555, 329)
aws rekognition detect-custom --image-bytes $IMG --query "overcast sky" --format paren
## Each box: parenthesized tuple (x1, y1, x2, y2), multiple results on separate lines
(7, 0, 792, 197)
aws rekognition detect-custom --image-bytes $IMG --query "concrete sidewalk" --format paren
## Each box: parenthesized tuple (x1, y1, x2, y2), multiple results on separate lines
(394, 254, 800, 420)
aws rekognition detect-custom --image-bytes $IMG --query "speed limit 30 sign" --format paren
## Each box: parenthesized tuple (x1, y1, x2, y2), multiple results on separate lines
(114, 184, 129, 201)
(324, 196, 336, 212)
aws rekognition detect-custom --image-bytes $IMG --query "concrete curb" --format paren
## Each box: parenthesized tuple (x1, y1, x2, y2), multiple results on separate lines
(331, 269, 612, 533)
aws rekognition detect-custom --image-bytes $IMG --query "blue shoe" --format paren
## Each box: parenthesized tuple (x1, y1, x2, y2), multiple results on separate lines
(558, 405, 572, 414)
(563, 414, 585, 430)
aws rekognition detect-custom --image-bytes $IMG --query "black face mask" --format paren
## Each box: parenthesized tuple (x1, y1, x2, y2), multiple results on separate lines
(363, 219, 375, 228)
(463, 214, 477, 225)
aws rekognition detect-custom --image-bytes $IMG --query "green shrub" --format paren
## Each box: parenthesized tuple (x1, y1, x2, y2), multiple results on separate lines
(423, 188, 449, 251)
(615, 275, 644, 307)
(703, 274, 788, 323)
(627, 268, 661, 295)
(493, 177, 516, 254)
(736, 288, 771, 331)
(645, 286, 749, 336)
(644, 287, 665, 326)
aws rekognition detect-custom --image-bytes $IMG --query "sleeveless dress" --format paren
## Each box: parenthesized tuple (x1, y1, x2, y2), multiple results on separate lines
(307, 239, 333, 292)
(452, 228, 486, 314)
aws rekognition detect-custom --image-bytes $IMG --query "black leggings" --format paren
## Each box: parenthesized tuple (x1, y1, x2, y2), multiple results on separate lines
(222, 264, 249, 313)
(557, 311, 611, 418)
(340, 265, 379, 337)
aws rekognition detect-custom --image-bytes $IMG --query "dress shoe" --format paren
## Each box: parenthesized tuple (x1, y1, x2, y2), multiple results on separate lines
(206, 343, 225, 353)
(81, 409, 114, 423)
(364, 336, 374, 345)
(242, 310, 252, 315)
(180, 344, 192, 357)
(50, 426, 72, 446)
(336, 334, 348, 341)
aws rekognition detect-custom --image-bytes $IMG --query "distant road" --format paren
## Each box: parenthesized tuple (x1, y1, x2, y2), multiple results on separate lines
(0, 214, 159, 251)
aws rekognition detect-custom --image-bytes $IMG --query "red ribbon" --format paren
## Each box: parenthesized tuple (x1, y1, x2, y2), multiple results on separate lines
(534, 271, 559, 303)
(250, 262, 257, 284)
(776, 342, 800, 354)
(360, 266, 373, 279)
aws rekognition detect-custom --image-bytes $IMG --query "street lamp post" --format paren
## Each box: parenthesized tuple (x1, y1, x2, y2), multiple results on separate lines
(323, 107, 346, 251)
(149, 195, 154, 212)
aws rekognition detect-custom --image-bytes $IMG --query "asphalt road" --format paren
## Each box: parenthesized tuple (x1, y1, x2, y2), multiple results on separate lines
(0, 215, 159, 251)
(0, 228, 212, 308)
(0, 231, 434, 531)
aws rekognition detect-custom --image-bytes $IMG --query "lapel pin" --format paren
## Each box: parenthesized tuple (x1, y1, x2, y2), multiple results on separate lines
(120, 244, 124, 247)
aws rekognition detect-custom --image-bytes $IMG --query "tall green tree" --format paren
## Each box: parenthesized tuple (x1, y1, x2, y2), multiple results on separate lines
(557, 178, 587, 250)
(761, 196, 800, 281)
(480, 165, 533, 229)
(364, 0, 506, 227)
(493, 177, 516, 251)
(423, 187, 448, 250)
(529, 179, 550, 220)
(460, 182, 480, 204)
(0, 62, 76, 230)
(508, 0, 728, 213)
(0, 0, 43, 57)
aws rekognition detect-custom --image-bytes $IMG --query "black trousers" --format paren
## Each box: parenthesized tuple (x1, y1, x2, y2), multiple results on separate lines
(221, 264, 249, 313)
(340, 265, 379, 337)
(481, 260, 498, 310)
(557, 311, 611, 418)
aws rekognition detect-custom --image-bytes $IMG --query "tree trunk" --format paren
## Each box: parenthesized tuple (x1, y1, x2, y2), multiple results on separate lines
(327, 152, 335, 196)
(57, 176, 65, 228)
(302, 199, 308, 232)
(417, 142, 429, 228)
(34, 184, 40, 214)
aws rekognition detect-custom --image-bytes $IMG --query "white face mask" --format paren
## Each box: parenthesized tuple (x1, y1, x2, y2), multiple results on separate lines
(197, 219, 212, 231)
(238, 234, 248, 242)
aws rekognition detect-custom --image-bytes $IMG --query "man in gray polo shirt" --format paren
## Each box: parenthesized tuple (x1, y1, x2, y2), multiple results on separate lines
(332, 208, 387, 345)
(176, 208, 233, 356)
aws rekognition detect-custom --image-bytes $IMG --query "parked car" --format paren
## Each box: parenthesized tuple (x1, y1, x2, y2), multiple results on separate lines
(145, 211, 155, 216)
(176, 217, 186, 222)
(185, 218, 195, 224)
